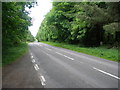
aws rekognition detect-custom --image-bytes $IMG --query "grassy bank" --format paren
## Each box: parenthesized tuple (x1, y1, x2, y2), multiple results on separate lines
(2, 43, 28, 66)
(41, 41, 118, 62)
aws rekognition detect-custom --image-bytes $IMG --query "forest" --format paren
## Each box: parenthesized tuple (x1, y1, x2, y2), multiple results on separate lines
(2, 2, 35, 66)
(36, 2, 120, 47)
(2, 2, 35, 48)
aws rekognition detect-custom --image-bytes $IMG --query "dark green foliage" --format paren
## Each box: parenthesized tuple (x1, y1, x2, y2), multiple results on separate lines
(2, 2, 35, 48)
(2, 43, 28, 66)
(2, 2, 35, 65)
(36, 2, 119, 47)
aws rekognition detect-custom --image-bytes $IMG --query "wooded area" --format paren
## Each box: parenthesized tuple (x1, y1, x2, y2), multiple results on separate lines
(2, 2, 35, 49)
(36, 2, 120, 47)
(2, 2, 35, 65)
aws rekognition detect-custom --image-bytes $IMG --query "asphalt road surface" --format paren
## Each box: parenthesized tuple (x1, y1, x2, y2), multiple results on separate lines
(28, 42, 119, 88)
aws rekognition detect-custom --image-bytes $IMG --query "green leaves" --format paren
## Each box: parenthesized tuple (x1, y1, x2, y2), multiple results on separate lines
(103, 23, 120, 43)
(3, 2, 35, 48)
(36, 2, 119, 46)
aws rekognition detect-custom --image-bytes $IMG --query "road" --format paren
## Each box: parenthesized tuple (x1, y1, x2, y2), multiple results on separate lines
(29, 42, 119, 88)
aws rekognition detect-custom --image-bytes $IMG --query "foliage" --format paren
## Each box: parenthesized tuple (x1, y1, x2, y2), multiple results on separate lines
(36, 2, 120, 47)
(2, 43, 28, 66)
(2, 2, 35, 48)
(2, 2, 35, 66)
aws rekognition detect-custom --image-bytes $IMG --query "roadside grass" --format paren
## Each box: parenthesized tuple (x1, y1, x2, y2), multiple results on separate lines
(41, 41, 118, 62)
(2, 43, 28, 66)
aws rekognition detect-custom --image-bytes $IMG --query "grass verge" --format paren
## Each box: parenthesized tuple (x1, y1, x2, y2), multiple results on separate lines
(2, 43, 28, 66)
(41, 41, 118, 62)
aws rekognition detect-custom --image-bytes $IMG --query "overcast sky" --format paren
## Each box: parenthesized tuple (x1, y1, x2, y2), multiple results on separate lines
(28, 0, 52, 37)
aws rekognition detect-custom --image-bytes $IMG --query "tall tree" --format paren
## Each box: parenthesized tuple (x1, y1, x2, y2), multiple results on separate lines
(36, 2, 119, 47)
(2, 2, 35, 48)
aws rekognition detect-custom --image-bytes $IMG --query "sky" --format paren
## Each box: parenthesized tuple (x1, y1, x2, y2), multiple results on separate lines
(27, 0, 52, 37)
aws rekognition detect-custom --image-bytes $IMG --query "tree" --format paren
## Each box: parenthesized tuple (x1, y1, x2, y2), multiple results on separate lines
(36, 2, 119, 47)
(2, 2, 35, 48)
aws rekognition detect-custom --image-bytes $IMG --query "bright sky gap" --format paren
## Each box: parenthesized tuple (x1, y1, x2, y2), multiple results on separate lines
(27, 0, 52, 37)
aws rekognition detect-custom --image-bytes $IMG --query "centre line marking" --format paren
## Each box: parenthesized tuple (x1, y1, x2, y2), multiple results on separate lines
(63, 55, 74, 60)
(93, 67, 120, 80)
(56, 52, 74, 60)
(55, 52, 63, 55)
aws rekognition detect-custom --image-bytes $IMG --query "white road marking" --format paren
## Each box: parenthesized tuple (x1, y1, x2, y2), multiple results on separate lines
(39, 76, 46, 86)
(35, 64, 39, 70)
(56, 52, 74, 60)
(93, 67, 120, 80)
(32, 59, 35, 63)
(34, 64, 39, 71)
(31, 56, 33, 59)
(41, 76, 46, 82)
(34, 65, 38, 71)
(63, 55, 74, 60)
(45, 48, 52, 51)
(55, 52, 63, 55)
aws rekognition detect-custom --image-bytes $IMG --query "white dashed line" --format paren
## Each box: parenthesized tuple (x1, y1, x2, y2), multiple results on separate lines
(39, 76, 46, 86)
(32, 59, 35, 63)
(93, 67, 120, 80)
(41, 76, 46, 82)
(34, 64, 39, 71)
(55, 52, 74, 60)
(63, 55, 74, 60)
(55, 52, 63, 55)
(31, 56, 33, 59)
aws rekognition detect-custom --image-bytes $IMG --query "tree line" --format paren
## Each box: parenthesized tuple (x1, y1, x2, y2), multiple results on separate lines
(2, 2, 35, 49)
(36, 2, 120, 47)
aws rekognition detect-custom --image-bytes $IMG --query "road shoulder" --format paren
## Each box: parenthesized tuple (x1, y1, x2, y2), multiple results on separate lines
(2, 53, 43, 88)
